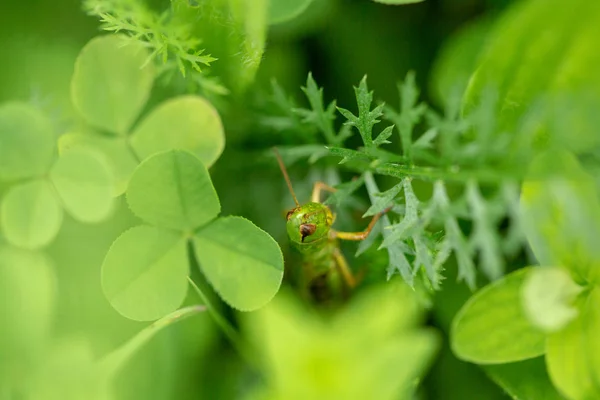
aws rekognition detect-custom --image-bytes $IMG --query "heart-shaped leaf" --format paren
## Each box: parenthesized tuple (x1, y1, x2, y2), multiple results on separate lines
(130, 96, 225, 168)
(0, 102, 55, 181)
(50, 148, 115, 223)
(101, 226, 188, 321)
(126, 150, 220, 231)
(71, 35, 154, 135)
(1, 180, 63, 249)
(451, 267, 546, 363)
(194, 216, 283, 311)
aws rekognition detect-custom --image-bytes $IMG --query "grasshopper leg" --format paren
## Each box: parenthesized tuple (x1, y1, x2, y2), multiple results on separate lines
(331, 207, 391, 241)
(333, 247, 357, 289)
(311, 181, 336, 203)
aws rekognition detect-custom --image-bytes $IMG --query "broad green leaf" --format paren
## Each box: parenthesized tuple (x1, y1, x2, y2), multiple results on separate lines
(59, 132, 139, 196)
(463, 0, 600, 152)
(1, 180, 63, 249)
(50, 148, 115, 223)
(0, 102, 55, 181)
(521, 267, 582, 333)
(101, 226, 188, 321)
(521, 150, 600, 283)
(451, 267, 546, 364)
(130, 96, 225, 167)
(268, 0, 314, 24)
(484, 357, 565, 400)
(71, 35, 154, 135)
(244, 288, 438, 400)
(126, 150, 220, 231)
(0, 247, 55, 374)
(546, 290, 600, 400)
(193, 216, 283, 311)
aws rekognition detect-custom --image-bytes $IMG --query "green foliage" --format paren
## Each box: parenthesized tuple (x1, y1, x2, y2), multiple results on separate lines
(271, 72, 529, 289)
(451, 267, 546, 363)
(83, 0, 216, 76)
(268, 0, 314, 25)
(71, 34, 154, 135)
(0, 248, 55, 377)
(483, 358, 564, 400)
(103, 150, 283, 319)
(50, 148, 114, 223)
(244, 281, 438, 400)
(451, 150, 600, 399)
(371, 0, 425, 5)
(0, 102, 55, 181)
(65, 34, 226, 197)
(102, 226, 189, 321)
(194, 216, 284, 311)
(1, 181, 63, 249)
(130, 96, 225, 167)
(83, 0, 268, 92)
(126, 150, 220, 232)
(464, 0, 600, 153)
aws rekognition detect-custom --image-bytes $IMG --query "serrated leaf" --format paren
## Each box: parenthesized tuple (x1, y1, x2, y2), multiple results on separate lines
(0, 247, 55, 372)
(363, 183, 402, 217)
(126, 150, 220, 231)
(326, 147, 372, 164)
(193, 216, 283, 311)
(338, 76, 383, 148)
(0, 102, 55, 181)
(546, 289, 600, 400)
(373, 125, 394, 147)
(50, 148, 115, 223)
(101, 226, 188, 321)
(521, 150, 600, 283)
(71, 35, 154, 135)
(130, 96, 225, 167)
(58, 132, 138, 196)
(451, 267, 546, 364)
(1, 180, 63, 249)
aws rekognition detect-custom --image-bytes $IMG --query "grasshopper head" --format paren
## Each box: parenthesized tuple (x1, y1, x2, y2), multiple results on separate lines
(286, 202, 333, 245)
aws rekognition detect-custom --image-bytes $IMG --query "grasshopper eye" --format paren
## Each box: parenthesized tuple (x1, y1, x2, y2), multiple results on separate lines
(300, 224, 317, 242)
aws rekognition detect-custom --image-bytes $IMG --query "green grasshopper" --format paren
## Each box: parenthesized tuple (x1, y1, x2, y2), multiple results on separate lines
(274, 148, 389, 303)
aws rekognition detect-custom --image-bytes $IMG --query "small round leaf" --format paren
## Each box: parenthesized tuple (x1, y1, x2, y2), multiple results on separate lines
(0, 102, 55, 180)
(130, 96, 225, 168)
(0, 247, 55, 370)
(1, 180, 63, 249)
(50, 148, 115, 223)
(71, 35, 154, 135)
(101, 226, 189, 321)
(59, 132, 139, 196)
(126, 150, 220, 231)
(451, 267, 546, 364)
(193, 216, 283, 311)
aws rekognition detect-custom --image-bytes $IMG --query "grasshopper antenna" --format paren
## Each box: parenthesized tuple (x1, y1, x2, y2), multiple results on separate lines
(273, 147, 300, 207)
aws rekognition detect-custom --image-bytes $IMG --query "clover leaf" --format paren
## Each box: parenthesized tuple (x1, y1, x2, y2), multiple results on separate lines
(67, 35, 226, 196)
(102, 150, 283, 321)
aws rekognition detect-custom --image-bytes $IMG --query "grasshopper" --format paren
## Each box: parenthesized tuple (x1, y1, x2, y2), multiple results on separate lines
(274, 148, 389, 303)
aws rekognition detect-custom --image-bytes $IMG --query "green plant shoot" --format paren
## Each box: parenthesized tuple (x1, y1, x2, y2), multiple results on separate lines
(274, 148, 388, 303)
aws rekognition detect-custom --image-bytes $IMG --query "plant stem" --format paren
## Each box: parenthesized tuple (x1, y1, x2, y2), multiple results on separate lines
(186, 277, 259, 370)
